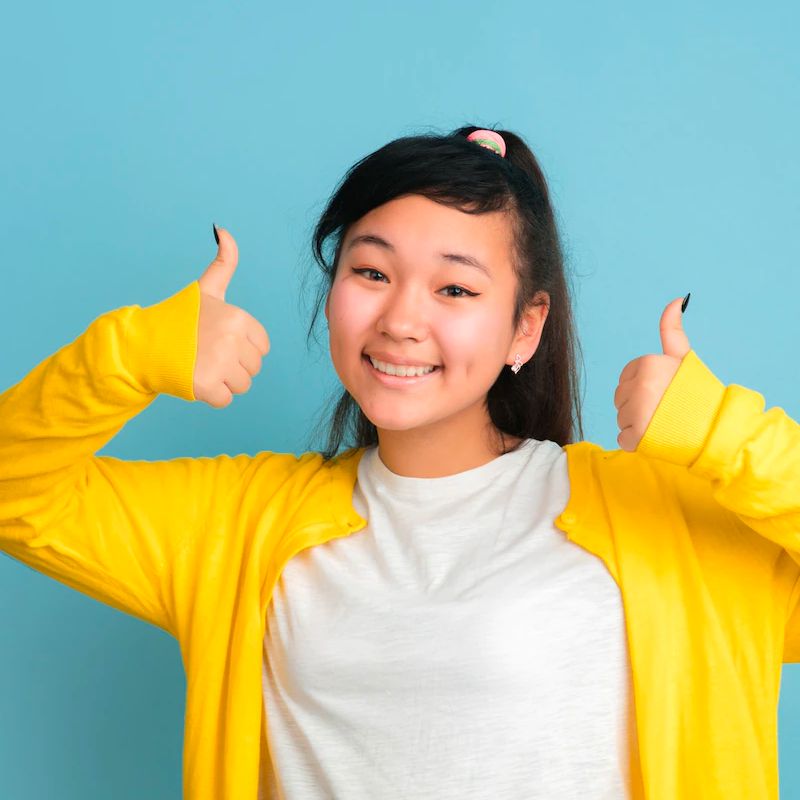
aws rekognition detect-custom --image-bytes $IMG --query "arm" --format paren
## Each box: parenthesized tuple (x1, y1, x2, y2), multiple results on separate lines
(637, 350, 800, 562)
(0, 281, 250, 635)
(636, 349, 800, 659)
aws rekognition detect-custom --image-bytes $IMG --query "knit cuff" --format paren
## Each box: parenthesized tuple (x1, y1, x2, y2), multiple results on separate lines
(123, 281, 200, 401)
(636, 350, 726, 467)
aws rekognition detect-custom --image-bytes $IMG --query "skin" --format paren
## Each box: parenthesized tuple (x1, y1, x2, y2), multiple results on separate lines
(323, 193, 549, 478)
(614, 296, 691, 451)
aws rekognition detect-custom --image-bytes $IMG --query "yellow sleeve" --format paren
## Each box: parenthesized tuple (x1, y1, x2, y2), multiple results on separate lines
(786, 580, 800, 663)
(0, 281, 249, 635)
(637, 349, 800, 659)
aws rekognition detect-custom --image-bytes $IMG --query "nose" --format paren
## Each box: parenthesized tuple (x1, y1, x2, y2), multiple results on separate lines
(376, 285, 428, 342)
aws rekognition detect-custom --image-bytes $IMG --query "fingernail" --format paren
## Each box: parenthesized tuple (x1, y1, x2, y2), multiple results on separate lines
(213, 223, 219, 245)
(681, 292, 691, 314)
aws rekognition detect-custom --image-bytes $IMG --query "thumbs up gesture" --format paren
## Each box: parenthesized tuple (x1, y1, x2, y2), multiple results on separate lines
(193, 225, 271, 408)
(613, 294, 692, 452)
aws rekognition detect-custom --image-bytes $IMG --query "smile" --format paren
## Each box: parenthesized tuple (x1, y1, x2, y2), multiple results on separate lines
(363, 354, 441, 384)
(368, 356, 436, 377)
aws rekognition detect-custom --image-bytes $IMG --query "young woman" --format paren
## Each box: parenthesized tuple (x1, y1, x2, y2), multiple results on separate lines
(1, 125, 798, 800)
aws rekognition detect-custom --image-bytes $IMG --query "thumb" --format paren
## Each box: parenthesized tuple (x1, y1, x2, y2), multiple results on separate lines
(198, 224, 239, 301)
(659, 294, 692, 358)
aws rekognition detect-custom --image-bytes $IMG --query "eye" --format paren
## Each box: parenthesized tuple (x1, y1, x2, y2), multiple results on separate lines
(440, 285, 479, 299)
(352, 267, 388, 282)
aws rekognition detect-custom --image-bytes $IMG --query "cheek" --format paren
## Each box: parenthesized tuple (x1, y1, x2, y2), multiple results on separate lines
(327, 284, 370, 356)
(438, 306, 510, 366)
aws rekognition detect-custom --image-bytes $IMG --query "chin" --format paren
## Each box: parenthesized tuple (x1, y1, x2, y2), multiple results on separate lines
(356, 402, 436, 433)
(363, 413, 431, 433)
(372, 421, 431, 435)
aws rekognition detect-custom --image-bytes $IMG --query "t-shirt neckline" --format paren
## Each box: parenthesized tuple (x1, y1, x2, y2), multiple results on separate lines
(363, 438, 543, 499)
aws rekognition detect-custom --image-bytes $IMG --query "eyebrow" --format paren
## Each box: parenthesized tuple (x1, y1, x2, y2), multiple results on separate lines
(344, 233, 492, 278)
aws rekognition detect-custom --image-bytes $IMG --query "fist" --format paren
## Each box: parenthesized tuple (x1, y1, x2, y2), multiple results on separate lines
(613, 294, 691, 452)
(193, 225, 270, 408)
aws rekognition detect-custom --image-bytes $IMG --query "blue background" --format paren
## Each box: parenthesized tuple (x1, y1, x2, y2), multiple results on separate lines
(1, 0, 798, 796)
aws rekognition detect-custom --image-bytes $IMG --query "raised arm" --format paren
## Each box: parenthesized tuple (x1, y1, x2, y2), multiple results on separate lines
(634, 348, 800, 661)
(636, 349, 800, 565)
(0, 226, 271, 635)
(613, 295, 800, 564)
(611, 295, 799, 659)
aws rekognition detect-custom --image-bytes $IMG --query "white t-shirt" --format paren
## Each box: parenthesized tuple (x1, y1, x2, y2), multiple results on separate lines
(260, 439, 633, 799)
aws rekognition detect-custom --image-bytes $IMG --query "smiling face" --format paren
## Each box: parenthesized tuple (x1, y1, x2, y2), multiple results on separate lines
(324, 193, 547, 445)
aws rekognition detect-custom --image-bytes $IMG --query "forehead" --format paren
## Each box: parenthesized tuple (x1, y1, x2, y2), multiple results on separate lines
(343, 194, 514, 258)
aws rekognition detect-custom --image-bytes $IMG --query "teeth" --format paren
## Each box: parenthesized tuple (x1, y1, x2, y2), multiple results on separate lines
(369, 357, 436, 377)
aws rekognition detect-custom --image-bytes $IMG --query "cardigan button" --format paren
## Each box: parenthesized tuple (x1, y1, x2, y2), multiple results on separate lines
(561, 511, 578, 526)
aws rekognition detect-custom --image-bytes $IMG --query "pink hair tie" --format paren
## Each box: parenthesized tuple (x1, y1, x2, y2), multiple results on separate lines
(466, 129, 507, 158)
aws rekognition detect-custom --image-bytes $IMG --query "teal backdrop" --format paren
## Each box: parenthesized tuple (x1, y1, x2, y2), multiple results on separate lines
(1, 1, 798, 796)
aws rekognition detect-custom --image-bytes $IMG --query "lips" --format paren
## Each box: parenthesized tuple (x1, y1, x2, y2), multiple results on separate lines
(364, 351, 439, 368)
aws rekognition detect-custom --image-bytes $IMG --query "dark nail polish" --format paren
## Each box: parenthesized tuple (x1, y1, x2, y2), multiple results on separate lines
(681, 292, 691, 314)
(213, 223, 219, 245)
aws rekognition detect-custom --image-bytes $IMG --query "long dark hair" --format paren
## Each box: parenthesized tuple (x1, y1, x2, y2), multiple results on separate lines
(302, 124, 585, 460)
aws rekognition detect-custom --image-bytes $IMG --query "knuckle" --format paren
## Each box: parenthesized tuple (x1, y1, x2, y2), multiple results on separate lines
(642, 354, 661, 369)
(231, 309, 250, 331)
(217, 331, 240, 355)
(210, 391, 226, 409)
(222, 307, 248, 334)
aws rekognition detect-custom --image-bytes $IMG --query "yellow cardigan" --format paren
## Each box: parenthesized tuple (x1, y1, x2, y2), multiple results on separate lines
(1, 281, 798, 799)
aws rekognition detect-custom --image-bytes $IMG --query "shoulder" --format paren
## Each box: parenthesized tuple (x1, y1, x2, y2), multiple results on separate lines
(564, 439, 778, 560)
(242, 446, 367, 500)
(564, 438, 691, 485)
(245, 447, 369, 532)
(562, 438, 725, 524)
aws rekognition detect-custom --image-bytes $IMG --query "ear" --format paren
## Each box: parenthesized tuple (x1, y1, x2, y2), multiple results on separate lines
(506, 291, 550, 366)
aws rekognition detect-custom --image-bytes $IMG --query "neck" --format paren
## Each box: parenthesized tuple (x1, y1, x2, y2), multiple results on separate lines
(375, 408, 522, 478)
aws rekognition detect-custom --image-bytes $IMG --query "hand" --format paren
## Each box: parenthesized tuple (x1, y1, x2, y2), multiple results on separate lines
(193, 225, 270, 409)
(613, 295, 691, 452)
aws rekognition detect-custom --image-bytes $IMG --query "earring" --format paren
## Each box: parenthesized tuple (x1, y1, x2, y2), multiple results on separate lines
(511, 353, 523, 374)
